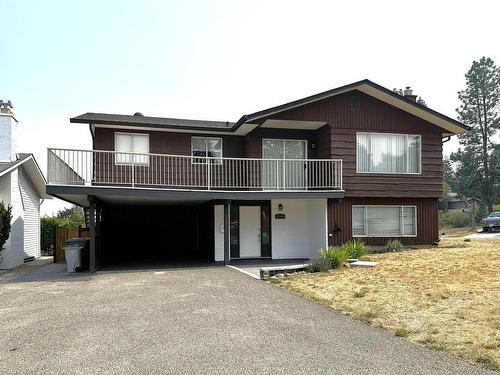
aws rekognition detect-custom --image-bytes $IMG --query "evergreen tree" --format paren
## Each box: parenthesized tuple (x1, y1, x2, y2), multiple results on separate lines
(442, 157, 457, 192)
(455, 57, 500, 212)
(450, 147, 482, 199)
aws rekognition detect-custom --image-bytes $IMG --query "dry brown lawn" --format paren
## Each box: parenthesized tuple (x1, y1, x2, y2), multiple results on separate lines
(272, 239, 500, 370)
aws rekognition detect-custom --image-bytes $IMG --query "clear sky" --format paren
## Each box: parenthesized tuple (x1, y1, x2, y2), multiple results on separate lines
(2, 0, 499, 215)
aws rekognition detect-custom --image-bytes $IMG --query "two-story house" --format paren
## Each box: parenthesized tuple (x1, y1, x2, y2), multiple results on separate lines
(46, 80, 467, 272)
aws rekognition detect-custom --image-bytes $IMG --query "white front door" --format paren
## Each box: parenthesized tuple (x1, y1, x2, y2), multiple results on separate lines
(239, 206, 261, 258)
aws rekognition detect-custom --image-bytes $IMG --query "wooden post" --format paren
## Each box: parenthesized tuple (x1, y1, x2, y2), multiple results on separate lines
(223, 200, 231, 265)
(89, 197, 96, 273)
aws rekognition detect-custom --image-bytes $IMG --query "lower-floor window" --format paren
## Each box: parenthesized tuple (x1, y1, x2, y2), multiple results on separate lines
(352, 205, 417, 237)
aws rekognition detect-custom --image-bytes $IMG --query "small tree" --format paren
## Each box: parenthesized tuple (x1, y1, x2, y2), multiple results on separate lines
(57, 206, 85, 228)
(0, 201, 13, 253)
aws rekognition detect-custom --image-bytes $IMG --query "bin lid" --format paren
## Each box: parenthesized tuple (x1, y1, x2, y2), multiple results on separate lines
(65, 237, 88, 246)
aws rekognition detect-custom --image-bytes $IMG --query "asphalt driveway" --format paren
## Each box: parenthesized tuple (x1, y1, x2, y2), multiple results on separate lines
(0, 264, 493, 374)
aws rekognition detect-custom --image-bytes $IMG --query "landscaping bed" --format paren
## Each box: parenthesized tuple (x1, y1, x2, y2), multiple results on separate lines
(271, 239, 500, 370)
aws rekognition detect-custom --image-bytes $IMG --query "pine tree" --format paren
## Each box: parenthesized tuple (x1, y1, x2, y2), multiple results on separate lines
(455, 57, 500, 212)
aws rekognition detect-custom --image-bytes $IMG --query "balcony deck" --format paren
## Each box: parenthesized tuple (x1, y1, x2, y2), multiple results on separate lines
(47, 148, 344, 205)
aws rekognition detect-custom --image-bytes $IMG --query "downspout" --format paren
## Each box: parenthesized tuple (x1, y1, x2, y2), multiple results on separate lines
(89, 124, 95, 148)
(442, 136, 451, 144)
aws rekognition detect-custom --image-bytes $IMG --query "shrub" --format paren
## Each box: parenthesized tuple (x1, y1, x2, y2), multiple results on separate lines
(340, 240, 367, 259)
(385, 239, 403, 252)
(0, 201, 13, 253)
(439, 211, 471, 229)
(320, 246, 350, 268)
(307, 257, 331, 273)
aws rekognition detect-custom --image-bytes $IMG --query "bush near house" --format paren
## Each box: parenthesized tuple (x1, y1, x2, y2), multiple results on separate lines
(340, 240, 368, 259)
(385, 240, 403, 252)
(319, 240, 368, 269)
(439, 211, 472, 229)
(306, 257, 331, 273)
(0, 201, 13, 253)
(320, 246, 350, 268)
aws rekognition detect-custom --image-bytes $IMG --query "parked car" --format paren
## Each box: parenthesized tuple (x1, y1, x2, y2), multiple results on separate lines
(482, 211, 500, 232)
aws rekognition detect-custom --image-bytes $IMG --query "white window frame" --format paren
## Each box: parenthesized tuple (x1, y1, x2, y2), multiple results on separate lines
(356, 132, 422, 175)
(352, 205, 417, 237)
(114, 132, 150, 166)
(191, 136, 223, 165)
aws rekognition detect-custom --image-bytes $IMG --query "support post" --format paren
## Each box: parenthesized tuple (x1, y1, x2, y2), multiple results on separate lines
(223, 200, 231, 265)
(89, 196, 96, 273)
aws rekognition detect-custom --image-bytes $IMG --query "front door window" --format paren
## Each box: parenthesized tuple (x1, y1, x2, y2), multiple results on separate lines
(262, 139, 307, 190)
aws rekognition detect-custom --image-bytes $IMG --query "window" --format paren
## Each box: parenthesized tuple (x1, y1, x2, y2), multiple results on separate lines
(191, 137, 222, 164)
(352, 205, 417, 237)
(262, 139, 307, 189)
(356, 132, 421, 174)
(115, 133, 149, 165)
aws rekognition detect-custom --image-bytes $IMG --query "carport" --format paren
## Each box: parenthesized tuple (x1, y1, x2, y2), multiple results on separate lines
(47, 185, 343, 272)
(99, 203, 214, 268)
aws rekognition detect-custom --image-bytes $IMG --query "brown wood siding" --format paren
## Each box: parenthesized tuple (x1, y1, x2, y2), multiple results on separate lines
(94, 128, 244, 157)
(93, 128, 246, 188)
(93, 127, 328, 189)
(254, 91, 444, 198)
(328, 197, 439, 246)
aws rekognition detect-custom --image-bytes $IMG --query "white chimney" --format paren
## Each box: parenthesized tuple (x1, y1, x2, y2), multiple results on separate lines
(0, 100, 17, 163)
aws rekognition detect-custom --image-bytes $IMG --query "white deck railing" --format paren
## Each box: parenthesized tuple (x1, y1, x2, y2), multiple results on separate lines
(47, 148, 343, 191)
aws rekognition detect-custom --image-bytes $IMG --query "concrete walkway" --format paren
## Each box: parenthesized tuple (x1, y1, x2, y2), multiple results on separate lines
(0, 264, 493, 374)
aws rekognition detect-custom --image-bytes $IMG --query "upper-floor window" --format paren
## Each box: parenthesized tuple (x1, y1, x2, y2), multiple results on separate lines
(191, 137, 223, 164)
(115, 132, 149, 165)
(356, 132, 421, 174)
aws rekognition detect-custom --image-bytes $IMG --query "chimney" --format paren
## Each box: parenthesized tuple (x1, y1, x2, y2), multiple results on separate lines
(0, 100, 18, 163)
(403, 87, 418, 102)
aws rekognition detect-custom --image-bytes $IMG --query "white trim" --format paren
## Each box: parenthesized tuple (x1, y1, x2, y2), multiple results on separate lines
(191, 136, 223, 165)
(114, 132, 150, 166)
(355, 132, 422, 175)
(352, 205, 417, 238)
(0, 156, 32, 178)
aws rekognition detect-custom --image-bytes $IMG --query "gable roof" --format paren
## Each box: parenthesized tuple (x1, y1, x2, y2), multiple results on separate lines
(233, 79, 469, 135)
(70, 79, 468, 136)
(0, 154, 51, 199)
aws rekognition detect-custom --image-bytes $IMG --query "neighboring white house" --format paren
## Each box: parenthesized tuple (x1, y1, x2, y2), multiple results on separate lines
(0, 102, 50, 269)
